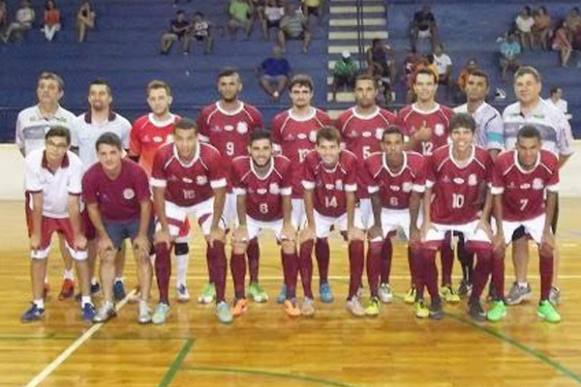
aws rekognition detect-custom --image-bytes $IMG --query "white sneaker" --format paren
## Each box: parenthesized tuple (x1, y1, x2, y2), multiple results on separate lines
(301, 297, 315, 316)
(137, 301, 152, 324)
(346, 296, 365, 317)
(378, 283, 393, 304)
(152, 302, 170, 325)
(93, 301, 116, 323)
(176, 284, 191, 303)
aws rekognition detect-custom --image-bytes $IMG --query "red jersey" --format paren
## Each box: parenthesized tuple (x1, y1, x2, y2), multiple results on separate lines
(82, 159, 150, 222)
(427, 145, 493, 225)
(150, 142, 227, 207)
(302, 150, 358, 217)
(398, 103, 454, 156)
(491, 149, 559, 222)
(232, 155, 293, 221)
(129, 113, 179, 176)
(365, 151, 427, 209)
(336, 106, 397, 199)
(270, 107, 332, 198)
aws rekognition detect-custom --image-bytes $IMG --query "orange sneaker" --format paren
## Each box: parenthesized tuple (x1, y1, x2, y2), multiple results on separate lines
(58, 279, 75, 300)
(283, 298, 301, 317)
(232, 298, 249, 317)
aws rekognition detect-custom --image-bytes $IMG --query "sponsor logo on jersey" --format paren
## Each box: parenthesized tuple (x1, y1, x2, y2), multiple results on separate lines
(325, 183, 335, 190)
(196, 175, 208, 185)
(434, 124, 445, 137)
(335, 179, 343, 190)
(453, 177, 464, 185)
(257, 188, 267, 195)
(532, 178, 544, 190)
(224, 125, 234, 132)
(390, 185, 401, 192)
(362, 131, 372, 138)
(402, 182, 412, 192)
(153, 136, 164, 143)
(182, 177, 193, 184)
(269, 183, 280, 194)
(468, 174, 478, 186)
(123, 188, 135, 200)
(236, 122, 248, 134)
(297, 133, 307, 140)
(520, 183, 531, 189)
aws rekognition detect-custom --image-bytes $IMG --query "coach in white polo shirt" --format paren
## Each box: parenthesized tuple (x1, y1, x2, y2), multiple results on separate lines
(502, 66, 575, 307)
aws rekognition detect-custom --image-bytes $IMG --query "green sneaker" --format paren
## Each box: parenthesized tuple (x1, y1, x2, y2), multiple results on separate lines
(440, 286, 460, 303)
(152, 302, 170, 325)
(414, 300, 430, 319)
(365, 297, 380, 316)
(537, 300, 561, 323)
(487, 300, 507, 322)
(248, 282, 269, 303)
(404, 287, 416, 304)
(197, 283, 216, 304)
(216, 301, 233, 324)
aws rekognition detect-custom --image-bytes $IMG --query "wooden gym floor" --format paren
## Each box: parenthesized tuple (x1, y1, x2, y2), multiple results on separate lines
(1, 199, 580, 387)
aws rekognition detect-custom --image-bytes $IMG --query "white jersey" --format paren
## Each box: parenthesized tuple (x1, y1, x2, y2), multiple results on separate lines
(454, 102, 504, 151)
(15, 105, 77, 155)
(71, 111, 131, 168)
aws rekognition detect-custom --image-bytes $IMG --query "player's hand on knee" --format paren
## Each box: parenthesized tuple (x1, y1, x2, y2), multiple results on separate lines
(300, 224, 315, 243)
(492, 232, 505, 256)
(30, 233, 41, 251)
(409, 225, 421, 247)
(420, 221, 433, 242)
(232, 226, 249, 244)
(476, 218, 493, 240)
(347, 226, 365, 242)
(540, 228, 555, 256)
(208, 226, 225, 247)
(74, 233, 88, 251)
(281, 223, 296, 242)
(367, 224, 383, 241)
(133, 234, 151, 257)
(97, 236, 114, 254)
(154, 229, 171, 247)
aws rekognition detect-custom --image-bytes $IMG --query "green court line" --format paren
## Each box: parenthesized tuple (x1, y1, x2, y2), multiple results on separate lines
(158, 339, 194, 387)
(180, 366, 356, 387)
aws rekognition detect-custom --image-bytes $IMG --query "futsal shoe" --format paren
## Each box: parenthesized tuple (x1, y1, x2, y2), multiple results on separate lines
(113, 280, 126, 301)
(364, 297, 380, 317)
(378, 283, 393, 304)
(58, 279, 75, 300)
(505, 282, 532, 305)
(90, 281, 101, 295)
(440, 286, 460, 303)
(197, 283, 216, 304)
(276, 284, 287, 304)
(404, 287, 416, 304)
(232, 298, 249, 317)
(216, 301, 233, 324)
(414, 300, 430, 319)
(457, 279, 473, 298)
(82, 303, 96, 322)
(283, 298, 301, 317)
(468, 300, 486, 322)
(487, 300, 507, 322)
(93, 302, 116, 323)
(137, 301, 152, 324)
(549, 287, 561, 306)
(537, 300, 561, 323)
(248, 282, 268, 303)
(300, 297, 315, 317)
(429, 299, 444, 320)
(346, 296, 365, 317)
(319, 282, 334, 303)
(21, 303, 45, 322)
(152, 303, 170, 325)
(176, 284, 191, 303)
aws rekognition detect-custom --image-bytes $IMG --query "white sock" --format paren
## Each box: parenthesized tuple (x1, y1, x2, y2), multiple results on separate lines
(81, 296, 92, 307)
(114, 277, 124, 283)
(63, 269, 75, 280)
(33, 299, 45, 309)
(91, 277, 98, 285)
(518, 281, 528, 288)
(175, 254, 189, 287)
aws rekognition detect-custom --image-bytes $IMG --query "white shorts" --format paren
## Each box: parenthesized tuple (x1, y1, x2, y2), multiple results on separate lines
(380, 208, 412, 240)
(358, 198, 374, 230)
(291, 198, 306, 230)
(158, 198, 226, 241)
(239, 216, 284, 241)
(223, 192, 238, 227)
(314, 209, 364, 239)
(424, 220, 491, 248)
(502, 214, 546, 245)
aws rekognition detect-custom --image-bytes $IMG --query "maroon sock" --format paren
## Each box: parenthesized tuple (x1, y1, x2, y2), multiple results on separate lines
(491, 251, 505, 301)
(407, 246, 415, 287)
(247, 238, 260, 283)
(440, 239, 454, 287)
(367, 241, 382, 298)
(315, 238, 330, 285)
(154, 242, 172, 305)
(539, 252, 554, 301)
(230, 252, 246, 299)
(205, 243, 214, 283)
(381, 238, 393, 284)
(281, 250, 298, 299)
(469, 246, 492, 304)
(298, 240, 314, 298)
(411, 246, 424, 300)
(423, 248, 440, 302)
(348, 240, 364, 299)
(210, 241, 227, 303)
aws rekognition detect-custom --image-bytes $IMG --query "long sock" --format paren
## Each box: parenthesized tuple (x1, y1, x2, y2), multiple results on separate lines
(247, 238, 260, 283)
(154, 242, 172, 305)
(315, 238, 330, 285)
(457, 237, 474, 283)
(407, 245, 415, 287)
(381, 238, 393, 284)
(441, 238, 454, 287)
(491, 252, 505, 301)
(411, 246, 424, 300)
(210, 241, 227, 303)
(230, 252, 246, 299)
(348, 240, 364, 299)
(367, 241, 382, 298)
(539, 252, 554, 301)
(175, 253, 188, 287)
(423, 248, 440, 302)
(469, 247, 492, 304)
(298, 240, 314, 299)
(281, 250, 298, 299)
(205, 244, 214, 284)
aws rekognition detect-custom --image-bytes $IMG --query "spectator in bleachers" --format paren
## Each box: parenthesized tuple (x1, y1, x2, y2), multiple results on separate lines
(552, 20, 572, 67)
(262, 0, 284, 40)
(76, 0, 95, 43)
(250, 0, 266, 34)
(331, 50, 357, 101)
(532, 6, 551, 50)
(278, 3, 311, 53)
(432, 43, 453, 95)
(499, 32, 522, 81)
(190, 12, 213, 54)
(409, 5, 437, 52)
(0, 0, 7, 31)
(547, 86, 572, 120)
(453, 58, 478, 103)
(42, 0, 60, 42)
(160, 10, 191, 55)
(515, 6, 534, 50)
(402, 48, 421, 90)
(302, 0, 322, 25)
(257, 45, 291, 100)
(565, 7, 581, 41)
(366, 38, 396, 87)
(227, 0, 253, 40)
(1, 0, 35, 43)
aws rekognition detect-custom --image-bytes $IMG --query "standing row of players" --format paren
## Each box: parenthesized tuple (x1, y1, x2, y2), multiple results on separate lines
(18, 65, 573, 324)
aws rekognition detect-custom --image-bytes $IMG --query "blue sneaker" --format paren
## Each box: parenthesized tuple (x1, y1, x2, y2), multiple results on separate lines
(113, 280, 126, 301)
(21, 303, 45, 322)
(319, 282, 334, 303)
(90, 281, 101, 295)
(276, 284, 287, 304)
(82, 303, 96, 322)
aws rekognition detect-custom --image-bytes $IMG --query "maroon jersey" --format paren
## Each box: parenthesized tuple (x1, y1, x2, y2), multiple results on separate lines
(398, 103, 454, 156)
(302, 150, 358, 217)
(365, 151, 427, 209)
(232, 155, 293, 221)
(336, 106, 397, 198)
(150, 142, 227, 207)
(271, 107, 332, 198)
(427, 145, 493, 225)
(82, 159, 150, 222)
(491, 149, 559, 222)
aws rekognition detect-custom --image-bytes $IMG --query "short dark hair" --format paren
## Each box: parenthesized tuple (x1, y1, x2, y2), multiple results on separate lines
(45, 126, 71, 145)
(217, 67, 240, 81)
(147, 80, 172, 96)
(467, 69, 490, 87)
(194, 11, 204, 17)
(450, 113, 476, 133)
(288, 74, 314, 92)
(38, 71, 65, 91)
(514, 66, 541, 83)
(89, 79, 112, 95)
(550, 86, 561, 96)
(95, 132, 122, 151)
(249, 130, 271, 145)
(174, 117, 197, 133)
(316, 126, 341, 145)
(381, 125, 404, 141)
(517, 125, 541, 142)
(414, 68, 438, 84)
(176, 10, 185, 15)
(355, 73, 378, 89)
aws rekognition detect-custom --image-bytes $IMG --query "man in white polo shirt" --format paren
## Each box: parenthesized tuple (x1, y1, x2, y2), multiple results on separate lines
(15, 71, 78, 301)
(22, 127, 95, 322)
(502, 66, 575, 306)
(71, 79, 132, 301)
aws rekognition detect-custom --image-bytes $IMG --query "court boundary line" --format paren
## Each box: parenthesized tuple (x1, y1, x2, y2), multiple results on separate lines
(24, 289, 137, 387)
(159, 339, 194, 387)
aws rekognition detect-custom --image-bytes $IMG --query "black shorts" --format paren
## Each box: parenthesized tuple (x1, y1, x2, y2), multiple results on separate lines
(266, 20, 280, 29)
(306, 6, 320, 17)
(511, 193, 559, 241)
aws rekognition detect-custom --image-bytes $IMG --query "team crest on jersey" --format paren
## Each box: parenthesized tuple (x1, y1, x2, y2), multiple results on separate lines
(453, 177, 464, 185)
(468, 174, 478, 186)
(402, 182, 412, 192)
(236, 122, 248, 134)
(434, 124, 445, 137)
(196, 175, 208, 185)
(375, 128, 384, 140)
(123, 188, 135, 200)
(309, 130, 317, 143)
(335, 179, 343, 190)
(508, 182, 516, 189)
(142, 135, 151, 143)
(284, 134, 294, 141)
(390, 185, 401, 192)
(362, 131, 372, 138)
(211, 125, 222, 132)
(182, 177, 193, 184)
(297, 133, 307, 140)
(168, 175, 178, 182)
(257, 188, 268, 195)
(532, 178, 544, 190)
(153, 136, 164, 143)
(442, 175, 451, 183)
(349, 130, 358, 138)
(269, 183, 280, 194)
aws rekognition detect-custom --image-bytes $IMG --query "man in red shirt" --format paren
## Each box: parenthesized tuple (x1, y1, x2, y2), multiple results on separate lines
(151, 118, 231, 324)
(83, 133, 153, 324)
(270, 74, 332, 304)
(488, 125, 561, 323)
(364, 126, 426, 315)
(300, 127, 366, 316)
(420, 113, 494, 321)
(197, 68, 264, 305)
(231, 131, 298, 316)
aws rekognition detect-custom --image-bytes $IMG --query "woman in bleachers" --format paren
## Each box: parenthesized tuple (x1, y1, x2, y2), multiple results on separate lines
(515, 6, 534, 50)
(42, 0, 60, 42)
(76, 0, 95, 43)
(262, 0, 283, 41)
(552, 20, 572, 67)
(532, 6, 551, 50)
